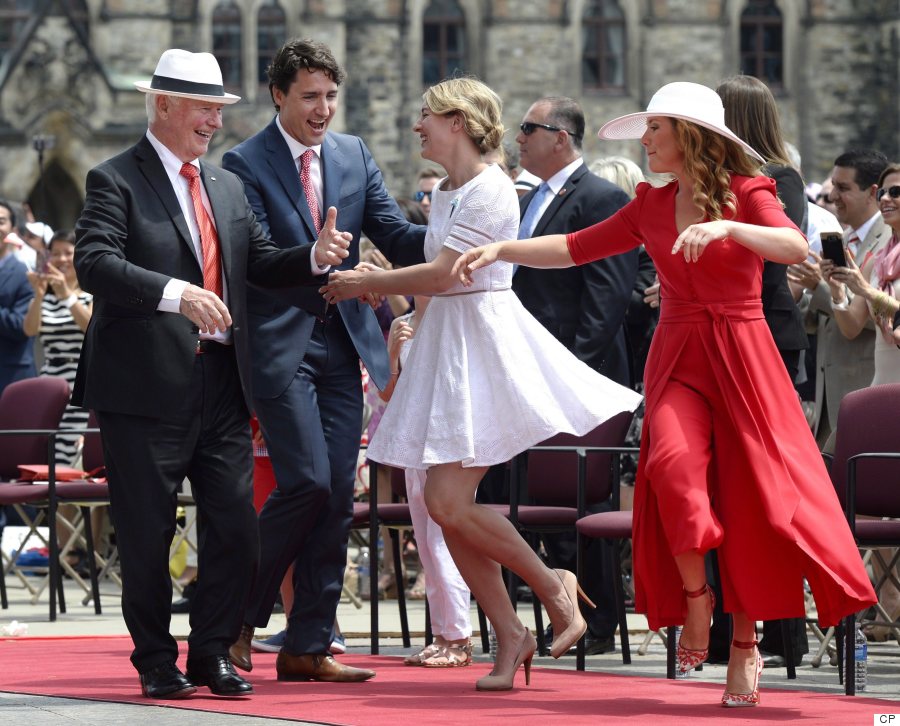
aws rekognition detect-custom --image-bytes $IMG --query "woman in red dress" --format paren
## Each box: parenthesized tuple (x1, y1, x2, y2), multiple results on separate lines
(453, 82, 876, 708)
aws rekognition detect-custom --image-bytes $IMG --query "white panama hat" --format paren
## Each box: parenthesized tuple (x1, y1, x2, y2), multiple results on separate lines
(135, 49, 241, 104)
(598, 81, 764, 162)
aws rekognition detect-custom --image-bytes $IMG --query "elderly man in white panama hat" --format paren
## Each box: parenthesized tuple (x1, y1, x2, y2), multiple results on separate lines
(73, 48, 351, 699)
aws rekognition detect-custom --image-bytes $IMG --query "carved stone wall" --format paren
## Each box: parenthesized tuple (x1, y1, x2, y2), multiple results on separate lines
(0, 0, 896, 230)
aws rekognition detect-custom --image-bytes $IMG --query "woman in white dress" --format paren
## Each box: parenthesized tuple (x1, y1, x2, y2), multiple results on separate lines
(321, 77, 641, 691)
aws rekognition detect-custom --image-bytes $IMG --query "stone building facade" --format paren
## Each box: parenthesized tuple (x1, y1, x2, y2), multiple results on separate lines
(0, 0, 897, 231)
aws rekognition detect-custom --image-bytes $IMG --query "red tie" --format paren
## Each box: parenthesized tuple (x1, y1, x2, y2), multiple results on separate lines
(300, 149, 322, 234)
(180, 163, 223, 298)
(846, 231, 861, 261)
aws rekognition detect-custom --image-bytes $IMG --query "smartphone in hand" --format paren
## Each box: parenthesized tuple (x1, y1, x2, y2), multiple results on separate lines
(820, 232, 848, 268)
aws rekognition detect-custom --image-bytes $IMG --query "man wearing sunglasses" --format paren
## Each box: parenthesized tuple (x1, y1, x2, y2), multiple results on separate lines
(414, 167, 441, 217)
(512, 96, 639, 657)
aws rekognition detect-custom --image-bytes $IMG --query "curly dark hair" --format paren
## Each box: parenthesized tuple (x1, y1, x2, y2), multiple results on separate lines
(267, 38, 346, 111)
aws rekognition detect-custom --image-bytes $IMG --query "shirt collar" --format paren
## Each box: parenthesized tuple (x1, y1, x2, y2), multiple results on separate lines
(544, 158, 584, 195)
(852, 211, 882, 245)
(275, 115, 322, 162)
(145, 129, 199, 179)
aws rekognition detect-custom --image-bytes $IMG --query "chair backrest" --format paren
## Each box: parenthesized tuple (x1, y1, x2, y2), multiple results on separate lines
(82, 410, 105, 475)
(832, 382, 900, 518)
(0, 376, 70, 480)
(526, 410, 635, 507)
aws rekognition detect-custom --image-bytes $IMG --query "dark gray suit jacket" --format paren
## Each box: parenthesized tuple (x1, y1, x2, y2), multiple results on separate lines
(512, 163, 637, 386)
(73, 134, 320, 418)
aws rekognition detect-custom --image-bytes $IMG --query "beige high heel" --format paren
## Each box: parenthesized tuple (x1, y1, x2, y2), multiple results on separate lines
(548, 569, 596, 659)
(475, 630, 537, 691)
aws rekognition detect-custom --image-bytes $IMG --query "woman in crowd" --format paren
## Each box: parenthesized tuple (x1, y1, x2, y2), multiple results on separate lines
(321, 76, 641, 691)
(24, 229, 98, 567)
(374, 291, 474, 667)
(453, 81, 876, 707)
(24, 229, 93, 463)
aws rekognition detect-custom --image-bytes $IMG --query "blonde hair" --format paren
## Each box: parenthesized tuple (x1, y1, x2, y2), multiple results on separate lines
(672, 119, 761, 221)
(423, 77, 505, 154)
(589, 156, 645, 199)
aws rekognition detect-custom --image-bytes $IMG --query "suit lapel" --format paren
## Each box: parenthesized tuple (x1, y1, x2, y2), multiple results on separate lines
(531, 163, 586, 237)
(135, 137, 198, 265)
(264, 119, 318, 240)
(321, 133, 342, 227)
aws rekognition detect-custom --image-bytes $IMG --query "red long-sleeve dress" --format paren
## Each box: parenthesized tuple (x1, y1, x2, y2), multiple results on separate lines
(567, 175, 876, 631)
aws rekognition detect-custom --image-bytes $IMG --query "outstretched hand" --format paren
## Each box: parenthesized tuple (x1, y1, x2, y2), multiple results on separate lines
(451, 242, 502, 286)
(672, 221, 731, 263)
(180, 283, 232, 334)
(314, 206, 352, 267)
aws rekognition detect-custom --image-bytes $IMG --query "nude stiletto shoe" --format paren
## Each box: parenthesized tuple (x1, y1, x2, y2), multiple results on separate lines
(548, 569, 596, 659)
(721, 639, 763, 708)
(677, 583, 715, 674)
(475, 630, 537, 691)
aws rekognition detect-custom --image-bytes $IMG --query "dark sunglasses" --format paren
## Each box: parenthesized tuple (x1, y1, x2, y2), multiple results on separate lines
(414, 191, 432, 202)
(519, 121, 578, 138)
(877, 185, 900, 201)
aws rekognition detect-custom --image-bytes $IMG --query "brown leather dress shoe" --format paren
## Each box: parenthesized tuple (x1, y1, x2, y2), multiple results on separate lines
(276, 652, 375, 682)
(229, 623, 255, 672)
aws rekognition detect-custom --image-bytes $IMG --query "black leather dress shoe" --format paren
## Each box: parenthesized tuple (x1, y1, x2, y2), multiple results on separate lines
(186, 654, 253, 696)
(139, 662, 196, 699)
(583, 634, 616, 655)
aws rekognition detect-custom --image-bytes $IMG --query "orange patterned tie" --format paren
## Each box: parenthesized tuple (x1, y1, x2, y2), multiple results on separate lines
(180, 163, 223, 298)
(300, 149, 322, 234)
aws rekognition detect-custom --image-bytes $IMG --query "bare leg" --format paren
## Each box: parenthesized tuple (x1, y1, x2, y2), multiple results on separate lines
(674, 550, 712, 652)
(726, 612, 759, 694)
(424, 463, 572, 668)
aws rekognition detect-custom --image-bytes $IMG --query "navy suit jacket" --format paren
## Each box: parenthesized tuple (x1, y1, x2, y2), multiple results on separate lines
(512, 164, 638, 386)
(0, 255, 35, 393)
(222, 120, 426, 396)
(73, 135, 322, 418)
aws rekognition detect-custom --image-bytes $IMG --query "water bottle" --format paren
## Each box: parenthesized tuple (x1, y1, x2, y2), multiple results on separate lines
(854, 623, 867, 691)
(357, 546, 371, 600)
(673, 626, 691, 678)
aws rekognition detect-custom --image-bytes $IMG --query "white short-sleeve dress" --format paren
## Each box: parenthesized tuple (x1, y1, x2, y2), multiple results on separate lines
(367, 164, 642, 469)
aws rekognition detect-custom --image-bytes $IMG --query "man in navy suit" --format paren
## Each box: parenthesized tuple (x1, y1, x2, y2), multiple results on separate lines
(74, 49, 350, 700)
(512, 96, 638, 655)
(0, 200, 35, 394)
(223, 38, 425, 682)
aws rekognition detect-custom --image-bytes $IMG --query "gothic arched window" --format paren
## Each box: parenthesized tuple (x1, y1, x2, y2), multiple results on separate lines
(257, 0, 285, 89)
(740, 0, 783, 86)
(60, 0, 89, 36)
(422, 0, 466, 87)
(582, 0, 626, 91)
(0, 0, 33, 64)
(212, 0, 242, 93)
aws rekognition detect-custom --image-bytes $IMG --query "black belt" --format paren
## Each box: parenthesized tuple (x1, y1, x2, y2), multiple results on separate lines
(195, 340, 233, 355)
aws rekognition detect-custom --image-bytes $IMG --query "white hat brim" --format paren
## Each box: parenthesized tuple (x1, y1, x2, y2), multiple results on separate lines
(599, 111, 764, 163)
(135, 81, 241, 105)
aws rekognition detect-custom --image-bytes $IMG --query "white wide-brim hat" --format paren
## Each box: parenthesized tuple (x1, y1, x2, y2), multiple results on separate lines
(598, 81, 764, 162)
(135, 49, 241, 104)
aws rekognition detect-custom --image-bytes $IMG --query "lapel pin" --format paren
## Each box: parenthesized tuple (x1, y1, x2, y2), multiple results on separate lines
(558, 188, 567, 196)
(209, 176, 216, 181)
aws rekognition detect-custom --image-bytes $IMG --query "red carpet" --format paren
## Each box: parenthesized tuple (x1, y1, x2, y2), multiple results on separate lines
(0, 636, 890, 724)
